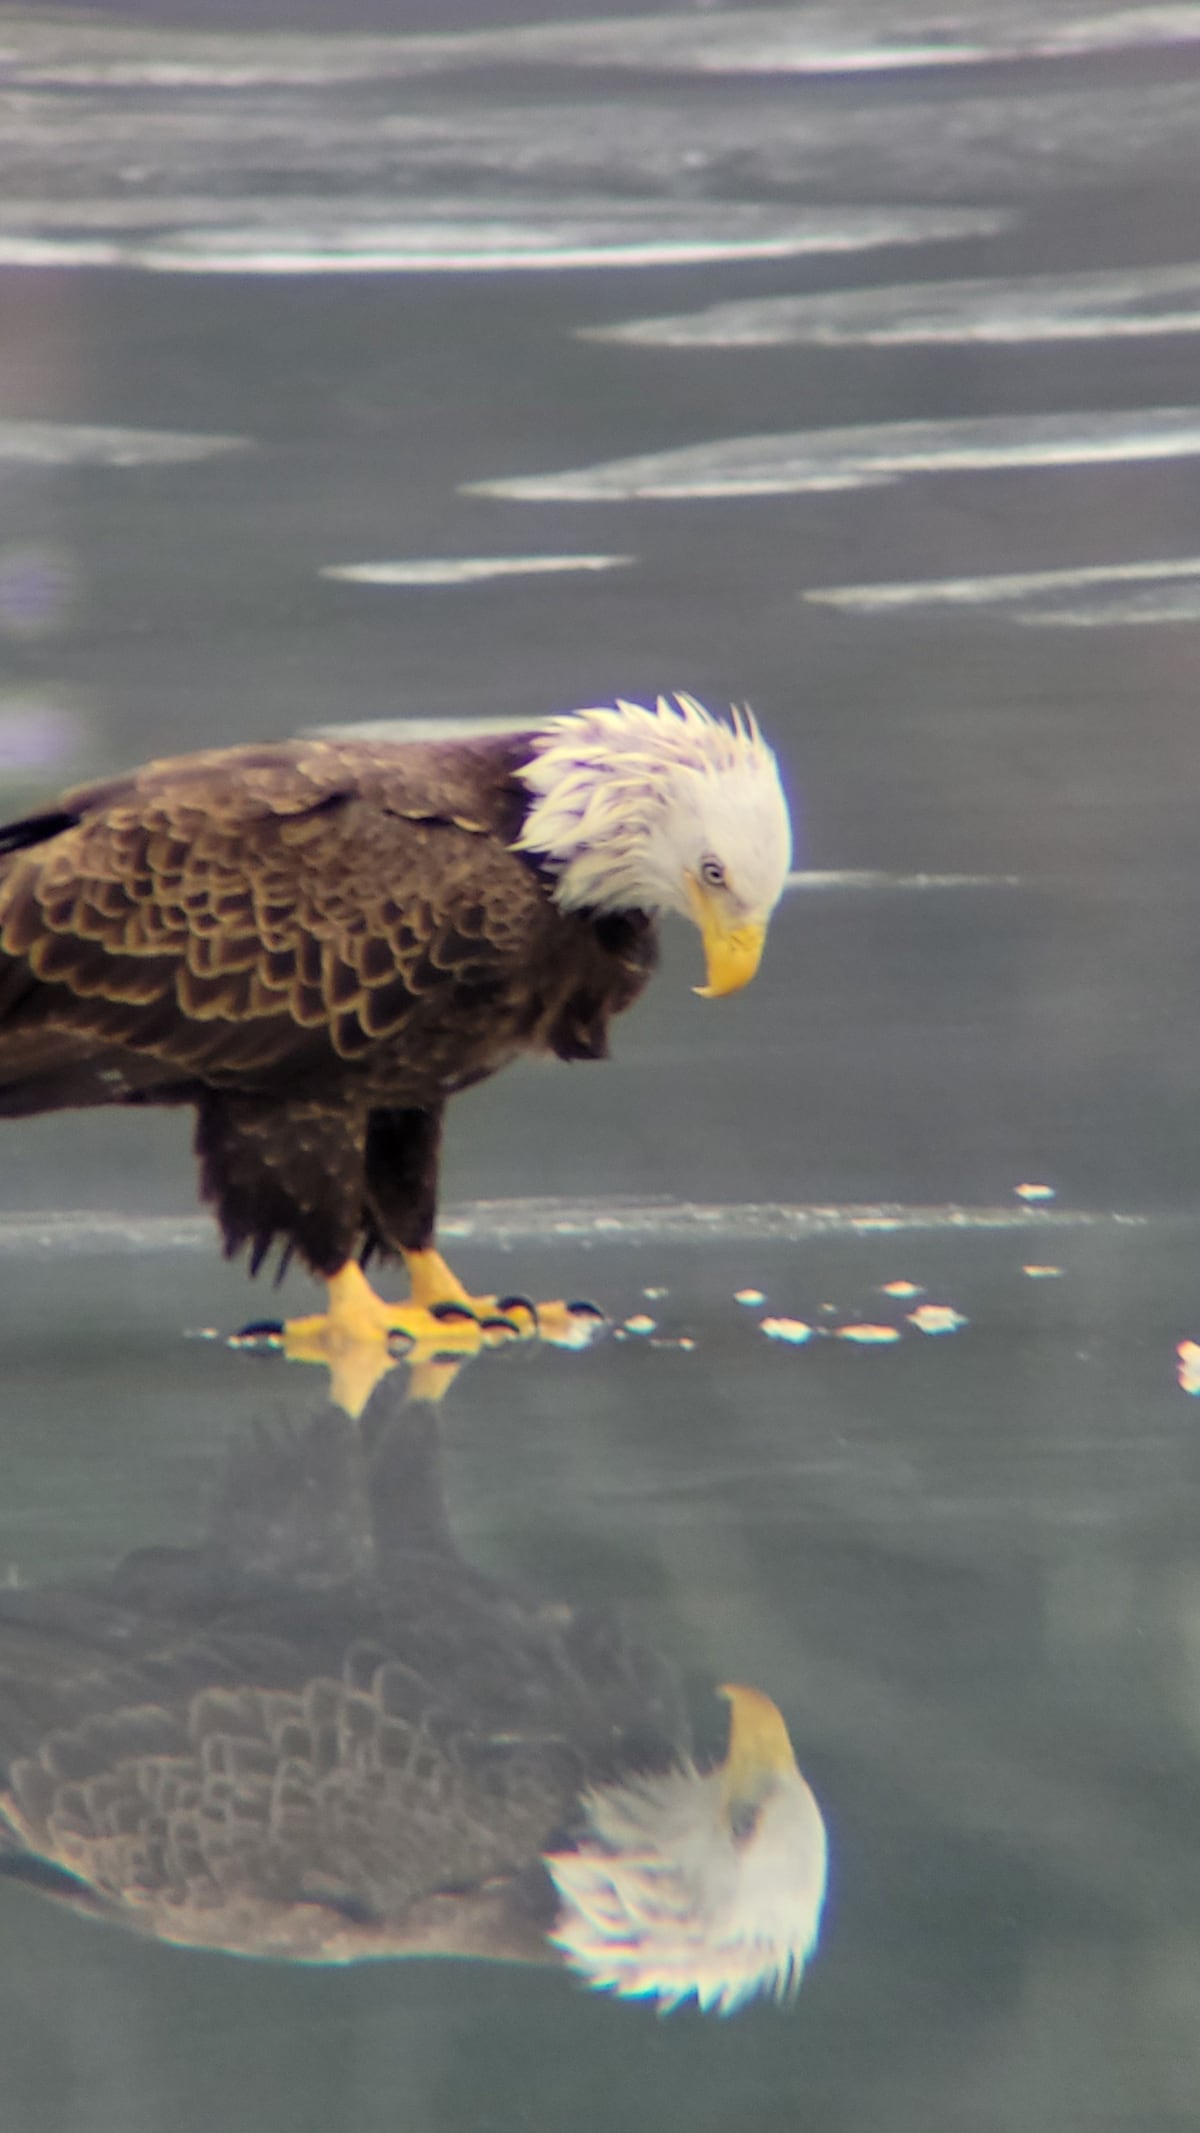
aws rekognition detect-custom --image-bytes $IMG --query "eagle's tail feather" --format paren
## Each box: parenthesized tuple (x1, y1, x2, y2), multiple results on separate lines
(0, 1031, 183, 1115)
(0, 808, 81, 860)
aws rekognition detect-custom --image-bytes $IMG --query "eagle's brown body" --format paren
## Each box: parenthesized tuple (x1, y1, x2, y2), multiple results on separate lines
(0, 1389, 687, 1965)
(0, 735, 657, 1274)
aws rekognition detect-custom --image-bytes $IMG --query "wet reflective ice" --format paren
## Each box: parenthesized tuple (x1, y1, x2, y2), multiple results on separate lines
(3, 2, 1200, 2128)
(0, 1361, 826, 2012)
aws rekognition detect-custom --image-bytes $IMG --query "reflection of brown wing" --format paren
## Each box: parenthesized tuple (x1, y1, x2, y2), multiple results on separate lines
(0, 1400, 689, 1962)
(0, 736, 538, 1108)
(1, 1652, 583, 1959)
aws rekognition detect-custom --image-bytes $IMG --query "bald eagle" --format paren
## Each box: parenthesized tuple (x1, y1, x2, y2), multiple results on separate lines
(0, 695, 792, 1355)
(0, 1382, 827, 2011)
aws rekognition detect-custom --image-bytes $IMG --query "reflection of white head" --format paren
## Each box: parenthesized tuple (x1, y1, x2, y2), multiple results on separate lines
(516, 696, 794, 998)
(543, 1684, 827, 2015)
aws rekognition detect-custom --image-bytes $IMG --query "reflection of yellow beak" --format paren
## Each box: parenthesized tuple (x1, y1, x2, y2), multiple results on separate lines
(685, 876, 768, 999)
(718, 1683, 800, 1820)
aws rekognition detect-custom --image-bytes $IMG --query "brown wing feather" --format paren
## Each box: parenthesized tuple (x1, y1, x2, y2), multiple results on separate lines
(0, 735, 545, 1109)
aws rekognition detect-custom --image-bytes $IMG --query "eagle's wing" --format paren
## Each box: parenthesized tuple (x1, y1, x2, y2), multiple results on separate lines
(0, 738, 537, 1102)
(0, 1393, 690, 1958)
(0, 1633, 582, 1956)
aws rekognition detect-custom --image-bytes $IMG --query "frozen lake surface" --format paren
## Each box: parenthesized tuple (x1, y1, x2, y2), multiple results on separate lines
(2, 0, 1200, 2126)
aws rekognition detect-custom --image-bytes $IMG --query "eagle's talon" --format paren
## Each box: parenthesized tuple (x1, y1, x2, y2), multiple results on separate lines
(428, 1300, 480, 1327)
(494, 1294, 538, 1335)
(530, 1297, 611, 1352)
(479, 1312, 525, 1341)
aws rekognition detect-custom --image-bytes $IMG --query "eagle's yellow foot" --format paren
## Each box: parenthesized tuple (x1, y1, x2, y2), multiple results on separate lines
(230, 1257, 607, 1418)
(401, 1246, 535, 1334)
(233, 1260, 525, 1419)
(284, 1257, 520, 1350)
(403, 1248, 608, 1352)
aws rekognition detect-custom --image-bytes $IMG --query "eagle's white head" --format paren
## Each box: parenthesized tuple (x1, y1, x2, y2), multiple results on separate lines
(543, 1684, 827, 2016)
(515, 695, 793, 997)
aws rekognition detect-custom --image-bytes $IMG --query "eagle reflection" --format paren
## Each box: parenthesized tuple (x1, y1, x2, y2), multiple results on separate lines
(0, 1378, 827, 2014)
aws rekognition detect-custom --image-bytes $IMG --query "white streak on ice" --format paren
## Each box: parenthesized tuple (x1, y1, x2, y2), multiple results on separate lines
(468, 410, 1200, 503)
(587, 265, 1200, 350)
(7, 7, 1200, 85)
(0, 421, 248, 467)
(1018, 589, 1200, 627)
(308, 716, 540, 742)
(807, 555, 1200, 629)
(0, 202, 1015, 278)
(809, 555, 1200, 611)
(322, 556, 633, 587)
(0, 1202, 1156, 1256)
(786, 870, 1023, 891)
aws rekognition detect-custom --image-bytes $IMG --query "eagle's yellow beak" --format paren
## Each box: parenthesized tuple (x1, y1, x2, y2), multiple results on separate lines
(686, 875, 768, 998)
(717, 1683, 800, 1821)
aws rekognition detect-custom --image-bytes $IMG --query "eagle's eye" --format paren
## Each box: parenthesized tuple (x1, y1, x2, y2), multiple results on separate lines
(699, 856, 727, 890)
(728, 1797, 762, 1847)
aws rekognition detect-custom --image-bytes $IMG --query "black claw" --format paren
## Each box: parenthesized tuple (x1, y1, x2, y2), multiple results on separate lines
(228, 1323, 285, 1357)
(386, 1329, 418, 1357)
(480, 1313, 523, 1338)
(494, 1295, 538, 1335)
(566, 1299, 608, 1321)
(429, 1301, 478, 1326)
